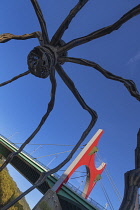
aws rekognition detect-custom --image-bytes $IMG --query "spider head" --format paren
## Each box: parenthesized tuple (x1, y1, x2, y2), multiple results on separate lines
(27, 45, 57, 78)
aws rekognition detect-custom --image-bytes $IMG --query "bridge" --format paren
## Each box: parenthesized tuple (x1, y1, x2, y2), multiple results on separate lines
(0, 134, 105, 210)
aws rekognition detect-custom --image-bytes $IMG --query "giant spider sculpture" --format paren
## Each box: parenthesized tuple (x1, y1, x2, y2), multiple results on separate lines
(0, 1, 140, 209)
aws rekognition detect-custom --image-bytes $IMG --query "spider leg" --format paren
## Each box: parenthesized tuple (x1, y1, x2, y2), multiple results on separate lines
(59, 57, 140, 101)
(0, 68, 56, 172)
(119, 169, 140, 210)
(51, 0, 88, 46)
(32, 64, 98, 190)
(57, 4, 140, 53)
(0, 32, 42, 44)
(0, 71, 30, 87)
(55, 64, 97, 152)
(2, 64, 98, 209)
(30, 0, 49, 45)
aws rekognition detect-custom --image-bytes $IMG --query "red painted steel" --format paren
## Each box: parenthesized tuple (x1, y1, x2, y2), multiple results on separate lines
(55, 130, 106, 198)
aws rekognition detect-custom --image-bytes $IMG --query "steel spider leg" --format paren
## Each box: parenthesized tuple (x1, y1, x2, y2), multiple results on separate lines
(0, 68, 56, 172)
(2, 64, 98, 210)
(0, 32, 42, 44)
(56, 64, 97, 146)
(119, 169, 140, 210)
(59, 57, 140, 101)
(58, 4, 140, 53)
(0, 31, 43, 87)
(30, 0, 49, 45)
(51, 0, 88, 46)
(0, 70, 30, 87)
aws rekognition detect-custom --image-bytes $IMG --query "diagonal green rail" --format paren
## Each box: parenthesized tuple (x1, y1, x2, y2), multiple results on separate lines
(0, 135, 105, 210)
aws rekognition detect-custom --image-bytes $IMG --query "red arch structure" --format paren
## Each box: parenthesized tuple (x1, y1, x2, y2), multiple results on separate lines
(52, 129, 106, 198)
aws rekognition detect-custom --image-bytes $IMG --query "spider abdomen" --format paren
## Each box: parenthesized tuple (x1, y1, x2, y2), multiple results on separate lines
(27, 45, 57, 78)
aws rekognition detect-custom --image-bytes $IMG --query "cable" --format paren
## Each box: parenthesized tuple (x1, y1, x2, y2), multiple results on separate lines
(30, 145, 42, 155)
(105, 168, 122, 202)
(60, 170, 86, 173)
(96, 153, 122, 202)
(46, 156, 58, 167)
(12, 143, 86, 147)
(33, 147, 82, 159)
(100, 181, 114, 210)
(71, 175, 87, 179)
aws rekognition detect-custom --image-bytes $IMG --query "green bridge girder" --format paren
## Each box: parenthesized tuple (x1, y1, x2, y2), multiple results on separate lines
(0, 135, 105, 210)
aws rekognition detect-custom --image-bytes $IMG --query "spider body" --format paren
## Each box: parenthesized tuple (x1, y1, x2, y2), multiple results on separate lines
(27, 39, 67, 78)
(27, 45, 57, 78)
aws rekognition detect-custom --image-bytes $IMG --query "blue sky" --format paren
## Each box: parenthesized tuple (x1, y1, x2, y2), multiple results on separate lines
(0, 0, 140, 209)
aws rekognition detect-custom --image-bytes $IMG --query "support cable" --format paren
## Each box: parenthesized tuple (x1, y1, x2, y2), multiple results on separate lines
(60, 170, 86, 173)
(30, 145, 43, 155)
(100, 181, 114, 210)
(105, 168, 122, 202)
(71, 175, 87, 179)
(12, 143, 86, 146)
(97, 153, 122, 203)
(33, 147, 82, 159)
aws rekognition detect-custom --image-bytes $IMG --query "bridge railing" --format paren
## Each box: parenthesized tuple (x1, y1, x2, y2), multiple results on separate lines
(0, 135, 105, 210)
(66, 181, 105, 210)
